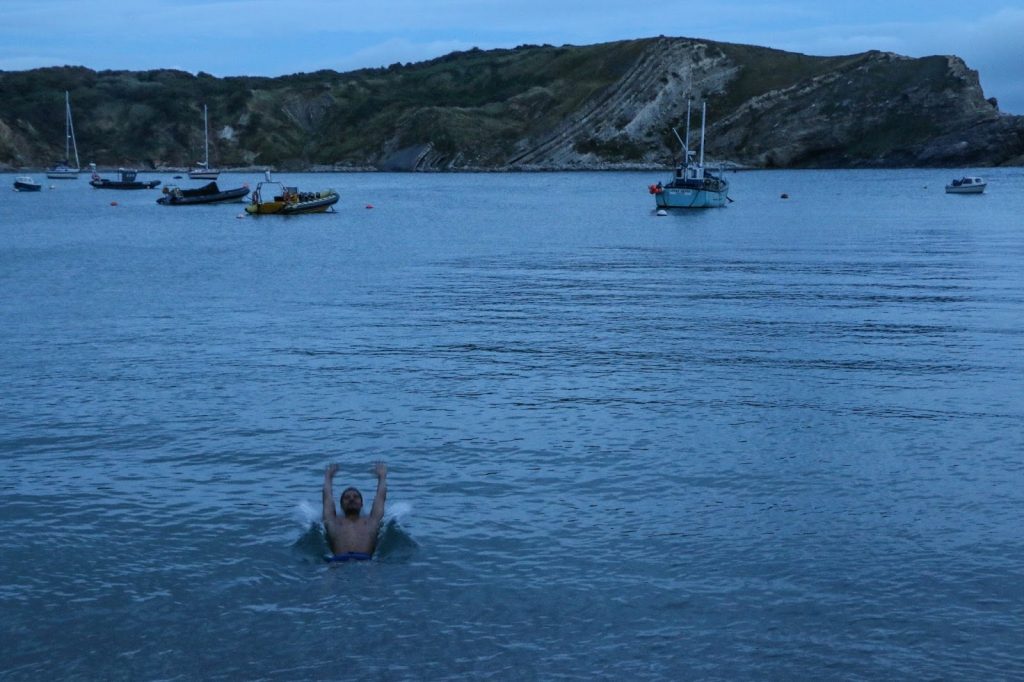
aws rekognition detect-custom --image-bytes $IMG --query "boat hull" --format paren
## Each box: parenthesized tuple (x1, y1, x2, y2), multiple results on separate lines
(157, 183, 249, 205)
(245, 190, 339, 215)
(90, 180, 161, 190)
(188, 170, 220, 180)
(945, 184, 985, 194)
(654, 182, 730, 208)
(46, 168, 79, 180)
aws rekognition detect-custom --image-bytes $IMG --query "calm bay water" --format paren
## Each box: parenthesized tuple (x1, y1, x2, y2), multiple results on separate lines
(2, 169, 1023, 679)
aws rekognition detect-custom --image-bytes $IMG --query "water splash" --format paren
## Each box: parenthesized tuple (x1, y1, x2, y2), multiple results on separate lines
(377, 502, 418, 561)
(295, 500, 321, 528)
(384, 500, 412, 523)
(291, 500, 416, 562)
(291, 501, 328, 562)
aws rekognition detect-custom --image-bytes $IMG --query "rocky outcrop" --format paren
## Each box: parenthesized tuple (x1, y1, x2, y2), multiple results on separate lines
(1, 38, 1021, 170)
(706, 52, 1007, 167)
(507, 39, 738, 168)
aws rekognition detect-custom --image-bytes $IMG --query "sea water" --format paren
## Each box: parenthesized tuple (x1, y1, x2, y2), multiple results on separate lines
(2, 169, 1023, 679)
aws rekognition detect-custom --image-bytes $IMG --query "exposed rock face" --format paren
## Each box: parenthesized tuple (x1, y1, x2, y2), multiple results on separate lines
(708, 51, 1014, 167)
(1, 37, 1021, 170)
(506, 40, 1019, 170)
(508, 40, 739, 168)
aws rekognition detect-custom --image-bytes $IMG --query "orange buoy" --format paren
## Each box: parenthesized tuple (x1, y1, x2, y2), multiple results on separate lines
(365, 204, 374, 209)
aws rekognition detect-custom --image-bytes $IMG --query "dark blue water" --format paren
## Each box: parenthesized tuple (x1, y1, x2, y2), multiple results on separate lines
(2, 169, 1023, 679)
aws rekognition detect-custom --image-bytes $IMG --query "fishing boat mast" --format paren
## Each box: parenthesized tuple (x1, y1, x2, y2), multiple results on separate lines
(699, 101, 707, 167)
(685, 99, 692, 161)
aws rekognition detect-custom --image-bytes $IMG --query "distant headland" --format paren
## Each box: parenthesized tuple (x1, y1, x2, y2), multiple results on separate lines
(2, 36, 1022, 171)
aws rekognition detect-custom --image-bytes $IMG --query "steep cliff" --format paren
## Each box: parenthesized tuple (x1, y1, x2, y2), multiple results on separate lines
(1, 37, 1021, 170)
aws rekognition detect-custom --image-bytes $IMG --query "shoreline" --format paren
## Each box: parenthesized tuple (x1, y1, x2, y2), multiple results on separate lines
(3, 162, 1009, 173)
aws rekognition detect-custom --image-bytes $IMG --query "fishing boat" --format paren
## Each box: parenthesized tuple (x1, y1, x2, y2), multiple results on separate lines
(47, 91, 81, 179)
(945, 176, 986, 194)
(188, 104, 220, 180)
(157, 181, 249, 205)
(90, 168, 161, 190)
(245, 176, 339, 215)
(13, 176, 42, 192)
(649, 101, 729, 209)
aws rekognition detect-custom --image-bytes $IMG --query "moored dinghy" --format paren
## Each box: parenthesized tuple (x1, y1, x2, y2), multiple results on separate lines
(157, 181, 250, 205)
(245, 174, 339, 214)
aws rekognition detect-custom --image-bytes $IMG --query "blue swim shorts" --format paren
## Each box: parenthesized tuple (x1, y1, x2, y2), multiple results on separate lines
(326, 552, 372, 563)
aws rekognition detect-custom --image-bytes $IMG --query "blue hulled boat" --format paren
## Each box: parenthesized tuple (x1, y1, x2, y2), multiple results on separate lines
(649, 101, 729, 209)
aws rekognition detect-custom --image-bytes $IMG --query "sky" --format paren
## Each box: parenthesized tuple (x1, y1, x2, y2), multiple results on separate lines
(1, 0, 1022, 113)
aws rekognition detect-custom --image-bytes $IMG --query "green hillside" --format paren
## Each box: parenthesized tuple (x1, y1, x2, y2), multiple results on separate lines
(1, 37, 1019, 170)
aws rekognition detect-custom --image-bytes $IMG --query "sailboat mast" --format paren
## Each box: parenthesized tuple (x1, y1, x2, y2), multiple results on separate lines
(65, 91, 80, 170)
(203, 104, 209, 167)
(63, 92, 70, 162)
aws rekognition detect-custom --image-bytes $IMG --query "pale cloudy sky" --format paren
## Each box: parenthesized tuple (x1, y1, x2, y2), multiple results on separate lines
(2, 0, 1022, 113)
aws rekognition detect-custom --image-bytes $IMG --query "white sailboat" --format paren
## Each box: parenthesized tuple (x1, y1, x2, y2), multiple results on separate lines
(189, 104, 220, 180)
(47, 91, 81, 179)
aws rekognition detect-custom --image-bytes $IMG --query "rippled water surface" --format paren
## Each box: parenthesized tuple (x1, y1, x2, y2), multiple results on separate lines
(2, 169, 1023, 679)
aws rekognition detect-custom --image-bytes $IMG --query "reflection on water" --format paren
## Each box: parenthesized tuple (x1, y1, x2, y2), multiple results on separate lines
(1, 169, 1023, 678)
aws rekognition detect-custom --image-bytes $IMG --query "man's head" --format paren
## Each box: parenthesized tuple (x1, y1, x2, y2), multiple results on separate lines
(340, 487, 363, 515)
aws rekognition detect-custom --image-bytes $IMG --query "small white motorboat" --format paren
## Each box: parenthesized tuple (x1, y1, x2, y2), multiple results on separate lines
(945, 176, 986, 194)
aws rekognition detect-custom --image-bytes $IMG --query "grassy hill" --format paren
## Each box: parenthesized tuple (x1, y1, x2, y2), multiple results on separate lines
(1, 37, 1020, 170)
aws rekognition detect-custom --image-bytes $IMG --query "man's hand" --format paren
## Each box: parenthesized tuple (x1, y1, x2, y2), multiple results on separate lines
(323, 463, 339, 522)
(369, 461, 388, 523)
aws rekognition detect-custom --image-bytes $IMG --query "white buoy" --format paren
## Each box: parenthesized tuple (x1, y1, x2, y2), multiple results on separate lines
(656, 209, 668, 216)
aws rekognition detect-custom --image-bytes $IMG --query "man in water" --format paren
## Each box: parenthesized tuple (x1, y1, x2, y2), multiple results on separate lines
(322, 461, 387, 562)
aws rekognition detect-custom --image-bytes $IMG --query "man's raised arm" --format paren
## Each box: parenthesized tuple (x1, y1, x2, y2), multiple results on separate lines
(323, 463, 338, 522)
(369, 461, 388, 523)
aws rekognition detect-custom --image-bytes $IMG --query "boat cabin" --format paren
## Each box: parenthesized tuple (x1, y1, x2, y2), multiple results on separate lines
(675, 152, 706, 183)
(949, 176, 984, 187)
